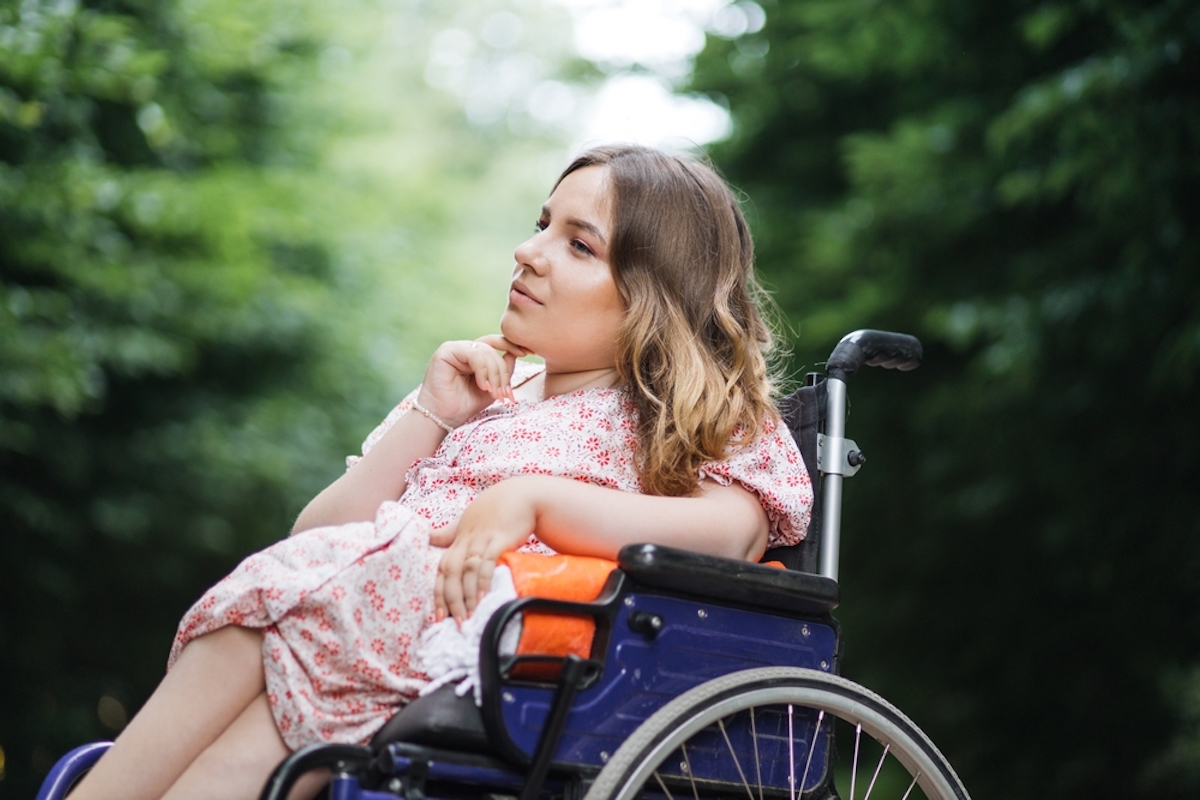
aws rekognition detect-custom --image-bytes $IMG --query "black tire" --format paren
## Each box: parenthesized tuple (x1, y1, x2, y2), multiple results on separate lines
(584, 667, 969, 800)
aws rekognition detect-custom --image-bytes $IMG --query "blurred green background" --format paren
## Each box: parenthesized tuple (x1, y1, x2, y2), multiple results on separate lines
(2, 0, 1196, 797)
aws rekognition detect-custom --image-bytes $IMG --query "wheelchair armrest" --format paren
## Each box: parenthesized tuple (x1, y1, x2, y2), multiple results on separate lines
(618, 543, 840, 617)
(480, 590, 620, 685)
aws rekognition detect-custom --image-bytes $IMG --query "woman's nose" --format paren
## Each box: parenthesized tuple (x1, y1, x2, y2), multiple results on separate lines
(513, 233, 548, 274)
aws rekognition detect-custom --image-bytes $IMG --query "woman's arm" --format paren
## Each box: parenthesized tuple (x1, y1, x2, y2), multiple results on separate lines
(434, 475, 769, 623)
(292, 335, 528, 534)
(291, 411, 448, 533)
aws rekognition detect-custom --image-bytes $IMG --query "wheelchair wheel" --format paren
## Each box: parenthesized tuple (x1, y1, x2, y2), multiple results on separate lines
(583, 667, 969, 800)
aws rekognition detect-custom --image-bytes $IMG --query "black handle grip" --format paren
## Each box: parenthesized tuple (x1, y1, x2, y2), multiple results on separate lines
(826, 329, 923, 382)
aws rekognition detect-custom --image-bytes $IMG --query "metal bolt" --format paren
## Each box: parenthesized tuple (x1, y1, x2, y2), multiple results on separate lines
(697, 608, 707, 619)
(624, 597, 634, 607)
(600, 751, 609, 762)
(680, 761, 689, 773)
(801, 625, 810, 637)
(503, 691, 515, 703)
(819, 660, 829, 671)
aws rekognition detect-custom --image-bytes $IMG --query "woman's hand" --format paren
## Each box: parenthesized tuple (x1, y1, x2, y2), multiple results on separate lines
(433, 477, 540, 625)
(417, 335, 530, 429)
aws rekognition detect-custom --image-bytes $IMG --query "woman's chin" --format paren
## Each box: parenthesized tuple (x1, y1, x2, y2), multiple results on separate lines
(498, 315, 533, 353)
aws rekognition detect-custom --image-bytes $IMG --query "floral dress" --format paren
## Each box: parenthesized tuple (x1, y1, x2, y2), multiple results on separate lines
(168, 364, 813, 749)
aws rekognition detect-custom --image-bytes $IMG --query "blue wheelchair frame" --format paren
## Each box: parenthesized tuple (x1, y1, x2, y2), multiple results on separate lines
(37, 330, 926, 800)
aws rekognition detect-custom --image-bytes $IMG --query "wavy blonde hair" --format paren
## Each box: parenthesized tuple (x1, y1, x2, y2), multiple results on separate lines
(555, 145, 780, 497)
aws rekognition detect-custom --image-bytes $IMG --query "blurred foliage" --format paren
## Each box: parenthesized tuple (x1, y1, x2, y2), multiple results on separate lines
(0, 0, 579, 794)
(693, 0, 1199, 796)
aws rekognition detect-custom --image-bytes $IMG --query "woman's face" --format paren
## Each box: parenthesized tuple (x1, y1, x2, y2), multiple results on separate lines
(500, 165, 624, 373)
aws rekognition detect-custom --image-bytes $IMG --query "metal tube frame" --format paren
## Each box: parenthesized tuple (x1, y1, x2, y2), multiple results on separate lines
(818, 377, 849, 581)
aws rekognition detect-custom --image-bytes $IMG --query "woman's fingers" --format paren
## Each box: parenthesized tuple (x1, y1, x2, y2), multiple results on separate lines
(474, 549, 497, 603)
(476, 333, 529, 359)
(468, 343, 505, 398)
(435, 478, 539, 623)
(436, 546, 493, 625)
(469, 337, 527, 402)
(433, 570, 448, 622)
(436, 551, 468, 625)
(475, 335, 529, 403)
(459, 554, 482, 613)
(419, 335, 530, 426)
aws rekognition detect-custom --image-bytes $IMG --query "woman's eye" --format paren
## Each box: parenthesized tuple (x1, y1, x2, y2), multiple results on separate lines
(571, 239, 594, 256)
(534, 219, 548, 233)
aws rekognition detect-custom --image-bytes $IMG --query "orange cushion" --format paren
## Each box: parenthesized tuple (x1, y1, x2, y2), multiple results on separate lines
(497, 552, 616, 664)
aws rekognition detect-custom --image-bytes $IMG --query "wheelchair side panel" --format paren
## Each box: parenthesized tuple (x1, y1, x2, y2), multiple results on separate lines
(498, 590, 838, 770)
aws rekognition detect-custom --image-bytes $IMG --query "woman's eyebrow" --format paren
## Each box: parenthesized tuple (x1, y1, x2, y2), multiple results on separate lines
(541, 205, 608, 246)
(566, 218, 607, 247)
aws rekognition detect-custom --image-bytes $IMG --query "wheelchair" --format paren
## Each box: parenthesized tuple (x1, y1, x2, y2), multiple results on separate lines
(37, 330, 970, 800)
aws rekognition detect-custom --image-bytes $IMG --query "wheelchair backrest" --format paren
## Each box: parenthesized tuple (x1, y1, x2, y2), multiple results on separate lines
(763, 376, 827, 574)
(763, 330, 922, 577)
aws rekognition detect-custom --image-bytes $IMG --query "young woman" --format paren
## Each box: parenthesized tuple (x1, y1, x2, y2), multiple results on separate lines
(68, 144, 813, 800)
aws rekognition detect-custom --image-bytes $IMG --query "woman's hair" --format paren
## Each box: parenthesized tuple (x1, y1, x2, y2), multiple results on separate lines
(555, 144, 781, 497)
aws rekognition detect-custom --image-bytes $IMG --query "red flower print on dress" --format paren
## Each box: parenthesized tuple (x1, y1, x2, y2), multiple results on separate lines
(168, 362, 811, 751)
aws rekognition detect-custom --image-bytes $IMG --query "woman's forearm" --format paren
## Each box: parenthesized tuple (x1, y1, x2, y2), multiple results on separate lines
(294, 336, 527, 535)
(435, 475, 770, 621)
(527, 475, 769, 562)
(291, 411, 447, 534)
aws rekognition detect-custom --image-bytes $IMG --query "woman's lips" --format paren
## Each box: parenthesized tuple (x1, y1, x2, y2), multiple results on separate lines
(510, 282, 543, 306)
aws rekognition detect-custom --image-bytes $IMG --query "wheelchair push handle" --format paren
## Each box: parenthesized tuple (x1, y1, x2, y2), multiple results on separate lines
(825, 329, 922, 382)
(817, 330, 921, 582)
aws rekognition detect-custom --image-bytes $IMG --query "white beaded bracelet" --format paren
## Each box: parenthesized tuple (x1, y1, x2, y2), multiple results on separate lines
(411, 400, 455, 434)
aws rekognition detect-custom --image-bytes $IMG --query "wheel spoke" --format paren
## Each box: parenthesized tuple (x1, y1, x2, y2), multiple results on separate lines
(861, 742, 889, 800)
(653, 770, 675, 800)
(788, 704, 796, 800)
(900, 771, 921, 800)
(716, 718, 755, 800)
(750, 706, 764, 800)
(680, 741, 699, 800)
(850, 722, 862, 800)
(798, 708, 824, 799)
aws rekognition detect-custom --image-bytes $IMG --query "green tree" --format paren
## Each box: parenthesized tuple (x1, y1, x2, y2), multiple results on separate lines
(0, 1, 383, 793)
(0, 0, 576, 794)
(692, 0, 1199, 796)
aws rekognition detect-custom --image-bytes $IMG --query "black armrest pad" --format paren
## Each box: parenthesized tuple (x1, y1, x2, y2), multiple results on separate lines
(617, 543, 839, 617)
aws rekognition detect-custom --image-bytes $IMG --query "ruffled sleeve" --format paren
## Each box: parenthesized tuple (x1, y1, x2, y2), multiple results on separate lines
(697, 417, 813, 549)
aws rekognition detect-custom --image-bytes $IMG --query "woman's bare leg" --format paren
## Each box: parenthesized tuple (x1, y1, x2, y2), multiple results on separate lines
(69, 626, 266, 800)
(161, 691, 327, 800)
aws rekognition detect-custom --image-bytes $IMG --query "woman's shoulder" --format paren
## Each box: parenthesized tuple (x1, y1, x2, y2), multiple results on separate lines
(700, 415, 812, 548)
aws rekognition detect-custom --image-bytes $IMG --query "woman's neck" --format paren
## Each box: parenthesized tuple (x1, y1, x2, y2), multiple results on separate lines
(541, 366, 622, 399)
